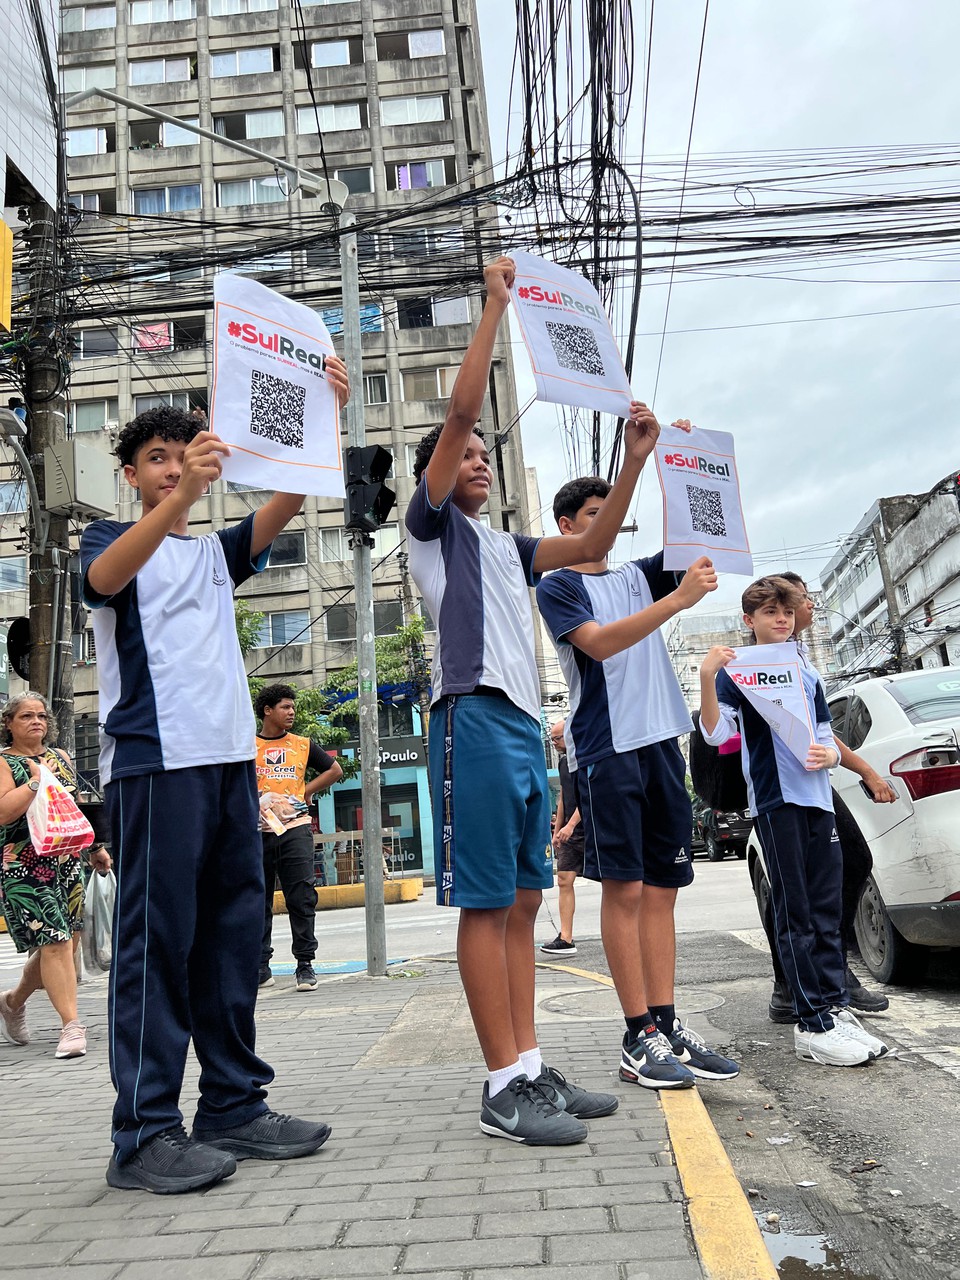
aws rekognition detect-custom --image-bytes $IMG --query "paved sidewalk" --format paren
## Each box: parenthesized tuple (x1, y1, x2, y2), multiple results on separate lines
(0, 954, 711, 1280)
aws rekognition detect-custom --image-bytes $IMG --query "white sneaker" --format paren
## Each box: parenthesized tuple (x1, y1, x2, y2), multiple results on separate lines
(794, 1023, 871, 1067)
(834, 1007, 888, 1058)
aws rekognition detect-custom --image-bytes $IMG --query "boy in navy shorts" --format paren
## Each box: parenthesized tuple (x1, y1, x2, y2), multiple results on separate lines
(536, 473, 740, 1089)
(699, 576, 887, 1067)
(81, 360, 348, 1192)
(405, 256, 663, 1144)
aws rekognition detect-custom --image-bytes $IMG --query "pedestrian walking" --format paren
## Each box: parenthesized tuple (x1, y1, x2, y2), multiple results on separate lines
(540, 719, 583, 957)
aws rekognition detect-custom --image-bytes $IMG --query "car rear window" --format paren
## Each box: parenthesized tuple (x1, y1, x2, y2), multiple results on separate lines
(887, 672, 960, 724)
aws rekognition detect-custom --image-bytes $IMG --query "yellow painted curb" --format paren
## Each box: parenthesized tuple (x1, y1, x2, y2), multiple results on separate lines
(271, 877, 424, 915)
(536, 959, 776, 1280)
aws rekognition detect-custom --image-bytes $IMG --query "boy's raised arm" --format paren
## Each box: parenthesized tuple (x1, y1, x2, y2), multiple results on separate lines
(698, 646, 737, 737)
(422, 257, 514, 508)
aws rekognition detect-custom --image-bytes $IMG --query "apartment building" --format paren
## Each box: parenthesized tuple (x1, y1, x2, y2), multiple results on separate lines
(40, 0, 534, 874)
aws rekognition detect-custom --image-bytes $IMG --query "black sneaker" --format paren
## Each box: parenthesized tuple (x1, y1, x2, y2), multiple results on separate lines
(296, 963, 318, 991)
(193, 1110, 331, 1161)
(258, 966, 275, 988)
(768, 981, 796, 1024)
(534, 1064, 619, 1118)
(105, 1126, 236, 1194)
(479, 1076, 587, 1145)
(539, 934, 578, 956)
(845, 966, 889, 1013)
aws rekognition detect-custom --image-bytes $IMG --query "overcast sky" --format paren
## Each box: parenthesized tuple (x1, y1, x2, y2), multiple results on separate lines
(476, 1, 960, 613)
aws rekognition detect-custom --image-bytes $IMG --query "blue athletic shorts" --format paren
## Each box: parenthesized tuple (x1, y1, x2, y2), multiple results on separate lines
(579, 739, 694, 887)
(430, 692, 554, 908)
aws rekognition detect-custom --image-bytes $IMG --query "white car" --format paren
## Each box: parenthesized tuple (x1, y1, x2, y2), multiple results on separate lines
(747, 667, 960, 984)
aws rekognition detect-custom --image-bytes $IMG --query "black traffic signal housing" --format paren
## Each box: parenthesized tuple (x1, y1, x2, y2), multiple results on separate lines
(344, 444, 396, 534)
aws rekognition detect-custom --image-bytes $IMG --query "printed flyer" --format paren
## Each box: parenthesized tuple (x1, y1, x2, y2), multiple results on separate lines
(654, 424, 753, 575)
(726, 643, 815, 765)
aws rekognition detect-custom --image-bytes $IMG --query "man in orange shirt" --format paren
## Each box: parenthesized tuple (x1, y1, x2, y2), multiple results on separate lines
(255, 684, 342, 991)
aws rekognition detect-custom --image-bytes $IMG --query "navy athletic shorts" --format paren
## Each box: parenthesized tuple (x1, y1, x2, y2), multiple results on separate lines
(429, 692, 554, 908)
(579, 739, 694, 887)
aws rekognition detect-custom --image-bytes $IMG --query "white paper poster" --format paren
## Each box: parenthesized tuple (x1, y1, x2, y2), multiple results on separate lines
(210, 273, 344, 497)
(654, 425, 753, 575)
(726, 643, 814, 766)
(510, 250, 634, 417)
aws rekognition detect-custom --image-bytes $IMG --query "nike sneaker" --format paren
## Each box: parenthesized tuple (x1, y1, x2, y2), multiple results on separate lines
(479, 1075, 588, 1145)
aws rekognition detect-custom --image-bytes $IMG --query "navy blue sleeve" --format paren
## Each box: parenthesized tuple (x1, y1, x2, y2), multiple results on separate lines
(512, 533, 543, 587)
(636, 551, 683, 603)
(716, 668, 744, 710)
(79, 520, 126, 608)
(404, 475, 451, 542)
(813, 676, 831, 724)
(536, 571, 594, 643)
(217, 512, 267, 589)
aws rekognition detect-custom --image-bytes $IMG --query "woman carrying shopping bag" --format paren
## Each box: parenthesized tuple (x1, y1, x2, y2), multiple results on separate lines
(0, 692, 111, 1058)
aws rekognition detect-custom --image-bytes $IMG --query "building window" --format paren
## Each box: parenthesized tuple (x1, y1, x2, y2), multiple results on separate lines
(921, 561, 934, 591)
(371, 525, 401, 559)
(134, 390, 206, 415)
(129, 118, 199, 148)
(320, 304, 383, 336)
(311, 39, 350, 67)
(217, 177, 287, 208)
(71, 398, 119, 432)
(326, 600, 403, 642)
(397, 297, 469, 329)
(898, 582, 911, 609)
(0, 481, 26, 514)
(130, 0, 196, 21)
(72, 631, 98, 665)
(393, 224, 466, 258)
(335, 166, 373, 195)
(266, 530, 306, 568)
(210, 47, 278, 77)
(133, 184, 202, 214)
(386, 158, 455, 191)
(60, 64, 116, 93)
(77, 328, 119, 359)
(254, 610, 311, 648)
(210, 0, 276, 13)
(381, 95, 447, 126)
(129, 56, 193, 85)
(62, 5, 116, 31)
(296, 103, 365, 134)
(66, 127, 113, 157)
(214, 109, 284, 141)
(401, 366, 460, 400)
(232, 251, 293, 275)
(364, 373, 388, 405)
(69, 190, 117, 216)
(319, 527, 349, 563)
(0, 557, 27, 593)
(376, 29, 444, 60)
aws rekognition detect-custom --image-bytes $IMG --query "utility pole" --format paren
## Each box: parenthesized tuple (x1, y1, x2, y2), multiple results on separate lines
(872, 515, 904, 673)
(23, 198, 74, 752)
(340, 209, 387, 977)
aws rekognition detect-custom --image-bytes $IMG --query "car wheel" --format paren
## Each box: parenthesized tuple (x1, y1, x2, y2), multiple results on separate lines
(706, 832, 724, 862)
(854, 875, 928, 985)
(751, 856, 771, 928)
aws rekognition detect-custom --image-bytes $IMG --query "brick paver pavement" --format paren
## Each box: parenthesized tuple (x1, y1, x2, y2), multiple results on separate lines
(0, 945, 704, 1279)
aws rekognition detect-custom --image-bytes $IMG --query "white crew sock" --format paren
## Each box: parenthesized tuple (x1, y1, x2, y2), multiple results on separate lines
(519, 1046, 543, 1080)
(488, 1060, 524, 1096)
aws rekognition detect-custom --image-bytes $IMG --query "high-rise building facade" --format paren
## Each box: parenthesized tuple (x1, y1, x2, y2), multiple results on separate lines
(54, 0, 533, 874)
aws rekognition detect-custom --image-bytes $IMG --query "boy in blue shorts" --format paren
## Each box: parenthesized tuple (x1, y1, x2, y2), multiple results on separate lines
(405, 256, 662, 1145)
(80, 359, 348, 1193)
(536, 473, 740, 1089)
(699, 575, 886, 1067)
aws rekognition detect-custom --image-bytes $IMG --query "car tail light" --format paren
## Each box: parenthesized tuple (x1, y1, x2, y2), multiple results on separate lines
(890, 745, 960, 801)
(942, 891, 960, 902)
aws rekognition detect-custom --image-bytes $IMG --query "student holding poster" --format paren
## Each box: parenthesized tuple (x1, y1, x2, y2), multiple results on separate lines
(699, 576, 888, 1069)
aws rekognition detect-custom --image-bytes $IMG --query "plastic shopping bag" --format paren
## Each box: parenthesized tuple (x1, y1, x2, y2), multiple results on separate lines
(27, 764, 96, 858)
(82, 869, 116, 973)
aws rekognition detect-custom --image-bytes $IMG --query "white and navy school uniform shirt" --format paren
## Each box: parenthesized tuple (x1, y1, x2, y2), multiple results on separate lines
(80, 512, 268, 786)
(536, 554, 693, 771)
(701, 662, 835, 817)
(404, 477, 543, 723)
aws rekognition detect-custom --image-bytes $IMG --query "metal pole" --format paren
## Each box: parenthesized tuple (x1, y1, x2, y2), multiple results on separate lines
(340, 209, 387, 976)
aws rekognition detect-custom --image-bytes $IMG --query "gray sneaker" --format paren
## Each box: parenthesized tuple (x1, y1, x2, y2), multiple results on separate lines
(534, 1064, 619, 1118)
(479, 1075, 588, 1145)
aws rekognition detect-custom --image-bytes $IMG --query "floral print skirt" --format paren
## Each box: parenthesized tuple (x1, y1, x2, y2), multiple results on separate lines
(0, 842, 84, 951)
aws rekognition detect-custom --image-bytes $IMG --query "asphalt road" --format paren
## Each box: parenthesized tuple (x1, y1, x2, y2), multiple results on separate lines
(283, 858, 960, 1280)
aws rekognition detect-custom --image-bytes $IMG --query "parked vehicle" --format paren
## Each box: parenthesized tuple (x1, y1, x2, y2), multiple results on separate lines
(747, 667, 960, 983)
(698, 805, 752, 861)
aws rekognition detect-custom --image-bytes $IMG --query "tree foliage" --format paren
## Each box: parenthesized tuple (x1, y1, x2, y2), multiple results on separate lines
(234, 599, 266, 658)
(323, 616, 426, 696)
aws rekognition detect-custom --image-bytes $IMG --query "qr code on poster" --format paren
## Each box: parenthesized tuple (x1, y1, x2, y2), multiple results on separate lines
(250, 369, 306, 450)
(545, 321, 604, 377)
(687, 484, 727, 538)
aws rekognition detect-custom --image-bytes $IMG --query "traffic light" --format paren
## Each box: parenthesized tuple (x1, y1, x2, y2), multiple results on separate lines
(344, 444, 396, 533)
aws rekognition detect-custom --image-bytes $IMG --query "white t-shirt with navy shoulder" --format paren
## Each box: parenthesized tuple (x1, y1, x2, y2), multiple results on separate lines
(404, 477, 543, 723)
(536, 554, 693, 770)
(80, 512, 268, 786)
